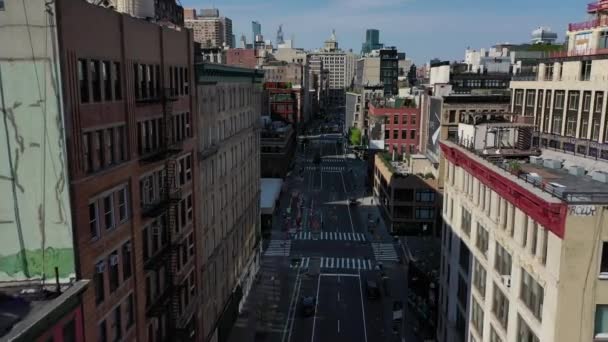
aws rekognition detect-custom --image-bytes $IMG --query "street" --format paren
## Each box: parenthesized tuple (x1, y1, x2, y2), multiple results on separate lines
(228, 115, 421, 342)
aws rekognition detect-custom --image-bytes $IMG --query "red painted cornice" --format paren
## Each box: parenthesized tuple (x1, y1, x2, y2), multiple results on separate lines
(440, 142, 568, 239)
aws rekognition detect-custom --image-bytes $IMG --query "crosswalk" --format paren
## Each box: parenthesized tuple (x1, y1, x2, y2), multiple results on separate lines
(290, 257, 373, 270)
(264, 240, 291, 257)
(371, 243, 399, 262)
(305, 166, 345, 172)
(293, 231, 366, 242)
(321, 158, 345, 163)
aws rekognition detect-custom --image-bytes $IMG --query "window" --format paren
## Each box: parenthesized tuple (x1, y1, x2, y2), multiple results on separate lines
(410, 130, 416, 139)
(449, 110, 456, 122)
(471, 298, 484, 337)
(393, 130, 399, 139)
(568, 91, 580, 111)
(545, 63, 554, 81)
(122, 241, 132, 280)
(103, 61, 112, 101)
(103, 195, 114, 230)
(476, 223, 489, 256)
(595, 305, 608, 337)
(526, 91, 535, 107)
(113, 62, 122, 100)
(394, 115, 399, 124)
(581, 60, 592, 81)
(402, 114, 408, 124)
(515, 90, 523, 105)
(416, 190, 436, 202)
(517, 315, 539, 342)
(520, 268, 544, 320)
(457, 274, 468, 308)
(472, 258, 486, 298)
(91, 60, 101, 102)
(89, 202, 100, 240)
(459, 241, 470, 274)
(109, 251, 119, 292)
(492, 284, 509, 328)
(600, 242, 608, 278)
(186, 194, 193, 223)
(78, 59, 89, 103)
(415, 207, 434, 219)
(0, 0, 4, 11)
(112, 305, 122, 341)
(595, 92, 605, 114)
(462, 208, 472, 236)
(530, 221, 538, 255)
(411, 115, 416, 125)
(126, 294, 135, 328)
(99, 320, 107, 342)
(62, 318, 76, 342)
(494, 243, 512, 276)
(188, 232, 195, 257)
(95, 261, 105, 304)
(117, 187, 128, 223)
(401, 130, 407, 139)
(554, 91, 564, 109)
(583, 91, 592, 112)
(490, 326, 503, 342)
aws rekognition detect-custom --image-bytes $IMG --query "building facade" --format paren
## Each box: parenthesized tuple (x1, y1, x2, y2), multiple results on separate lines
(92, 0, 184, 26)
(260, 119, 296, 178)
(56, 1, 198, 341)
(225, 48, 258, 69)
(510, 0, 608, 164)
(380, 47, 399, 97)
(195, 63, 264, 342)
(373, 155, 442, 235)
(369, 100, 421, 155)
(185, 8, 233, 48)
(361, 28, 383, 55)
(437, 132, 608, 342)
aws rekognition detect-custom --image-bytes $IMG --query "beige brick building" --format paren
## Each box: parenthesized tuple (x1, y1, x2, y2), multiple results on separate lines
(195, 63, 264, 341)
(437, 115, 608, 342)
(184, 8, 233, 48)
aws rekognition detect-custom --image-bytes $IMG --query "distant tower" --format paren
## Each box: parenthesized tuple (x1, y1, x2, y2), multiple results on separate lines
(239, 34, 247, 49)
(277, 24, 285, 45)
(252, 21, 261, 45)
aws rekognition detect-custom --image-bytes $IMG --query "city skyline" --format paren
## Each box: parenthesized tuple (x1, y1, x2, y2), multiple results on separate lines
(182, 0, 579, 63)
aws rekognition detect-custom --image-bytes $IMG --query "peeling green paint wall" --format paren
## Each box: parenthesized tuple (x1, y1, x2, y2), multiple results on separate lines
(0, 1, 75, 282)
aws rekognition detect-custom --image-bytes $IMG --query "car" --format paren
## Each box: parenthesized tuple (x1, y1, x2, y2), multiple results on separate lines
(392, 300, 404, 322)
(366, 280, 380, 299)
(301, 296, 316, 316)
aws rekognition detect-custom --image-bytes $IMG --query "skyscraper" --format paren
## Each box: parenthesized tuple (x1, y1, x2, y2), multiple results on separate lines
(276, 24, 284, 45)
(252, 20, 261, 44)
(361, 28, 383, 54)
(184, 8, 233, 48)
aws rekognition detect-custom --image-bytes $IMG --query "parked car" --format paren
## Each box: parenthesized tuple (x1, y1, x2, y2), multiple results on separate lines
(366, 280, 380, 299)
(301, 296, 316, 316)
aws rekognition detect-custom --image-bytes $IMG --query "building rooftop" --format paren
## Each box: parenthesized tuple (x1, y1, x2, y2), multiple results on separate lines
(369, 97, 416, 109)
(1, 280, 88, 341)
(446, 138, 608, 204)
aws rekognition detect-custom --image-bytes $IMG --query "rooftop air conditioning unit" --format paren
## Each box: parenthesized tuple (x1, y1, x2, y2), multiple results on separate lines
(529, 156, 543, 165)
(543, 159, 562, 169)
(592, 171, 608, 183)
(569, 166, 586, 177)
(526, 172, 542, 185)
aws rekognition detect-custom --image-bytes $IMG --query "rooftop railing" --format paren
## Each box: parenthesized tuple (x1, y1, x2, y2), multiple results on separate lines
(569, 17, 608, 31)
(588, 0, 608, 13)
(548, 47, 608, 58)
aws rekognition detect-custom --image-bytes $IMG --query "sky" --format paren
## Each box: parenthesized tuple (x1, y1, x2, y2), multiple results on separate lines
(181, 0, 584, 64)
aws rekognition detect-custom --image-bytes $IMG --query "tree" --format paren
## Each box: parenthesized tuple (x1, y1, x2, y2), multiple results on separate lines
(349, 127, 362, 146)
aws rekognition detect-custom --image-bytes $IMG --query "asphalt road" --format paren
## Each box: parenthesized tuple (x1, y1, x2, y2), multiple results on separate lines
(227, 115, 422, 342)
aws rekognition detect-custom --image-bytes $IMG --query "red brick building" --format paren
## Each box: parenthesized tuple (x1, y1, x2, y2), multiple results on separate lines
(369, 101, 420, 155)
(56, 0, 198, 341)
(225, 48, 257, 69)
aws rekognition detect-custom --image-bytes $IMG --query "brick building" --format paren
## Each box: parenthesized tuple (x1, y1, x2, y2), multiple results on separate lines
(195, 63, 264, 341)
(225, 48, 258, 69)
(368, 99, 421, 155)
(56, 0, 197, 341)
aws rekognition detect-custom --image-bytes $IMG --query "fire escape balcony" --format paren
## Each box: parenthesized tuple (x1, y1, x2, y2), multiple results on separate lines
(139, 141, 184, 164)
(140, 189, 182, 218)
(146, 283, 175, 317)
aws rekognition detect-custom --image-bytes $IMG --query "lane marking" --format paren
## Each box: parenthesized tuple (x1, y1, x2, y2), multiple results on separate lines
(357, 269, 369, 342)
(282, 267, 303, 342)
(338, 319, 340, 334)
(341, 171, 355, 234)
(310, 274, 322, 342)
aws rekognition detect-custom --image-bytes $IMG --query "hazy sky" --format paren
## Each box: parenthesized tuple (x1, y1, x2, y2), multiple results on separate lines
(181, 0, 584, 64)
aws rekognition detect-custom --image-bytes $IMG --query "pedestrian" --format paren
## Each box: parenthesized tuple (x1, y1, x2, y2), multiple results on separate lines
(371, 198, 374, 205)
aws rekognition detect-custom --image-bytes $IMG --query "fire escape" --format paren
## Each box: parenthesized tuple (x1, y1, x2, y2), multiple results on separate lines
(140, 88, 194, 341)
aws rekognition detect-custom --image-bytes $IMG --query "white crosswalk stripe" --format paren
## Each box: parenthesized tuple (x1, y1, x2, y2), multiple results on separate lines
(292, 232, 366, 242)
(371, 243, 399, 262)
(264, 240, 292, 257)
(291, 257, 372, 270)
(305, 166, 346, 172)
